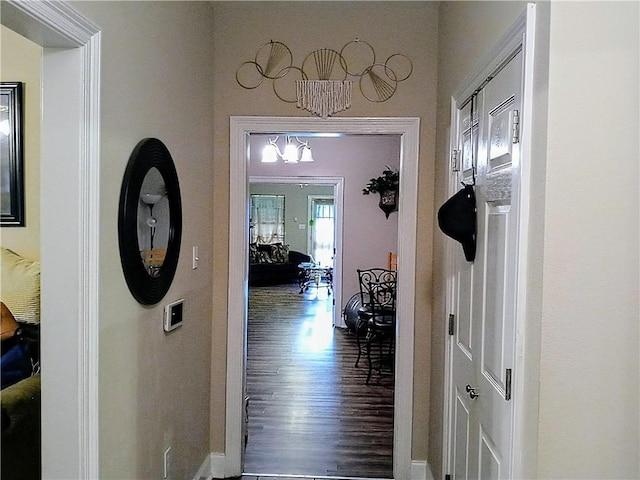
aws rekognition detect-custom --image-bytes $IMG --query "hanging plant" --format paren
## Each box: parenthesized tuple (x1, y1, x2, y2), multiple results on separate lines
(362, 166, 399, 218)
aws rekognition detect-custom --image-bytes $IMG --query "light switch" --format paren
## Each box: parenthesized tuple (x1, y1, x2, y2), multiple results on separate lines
(192, 246, 199, 269)
(298, 224, 305, 230)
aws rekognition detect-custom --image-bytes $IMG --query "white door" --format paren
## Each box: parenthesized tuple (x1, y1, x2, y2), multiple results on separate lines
(448, 49, 523, 479)
(450, 97, 479, 479)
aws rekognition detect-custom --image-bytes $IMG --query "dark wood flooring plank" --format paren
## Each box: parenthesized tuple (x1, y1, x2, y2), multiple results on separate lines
(244, 284, 394, 478)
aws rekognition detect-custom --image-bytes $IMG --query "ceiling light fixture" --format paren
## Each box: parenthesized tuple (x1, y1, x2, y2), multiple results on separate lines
(261, 136, 314, 164)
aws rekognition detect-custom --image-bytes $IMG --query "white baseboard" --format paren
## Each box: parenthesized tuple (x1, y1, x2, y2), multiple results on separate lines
(193, 453, 225, 480)
(210, 453, 226, 478)
(412, 460, 435, 480)
(192, 453, 211, 480)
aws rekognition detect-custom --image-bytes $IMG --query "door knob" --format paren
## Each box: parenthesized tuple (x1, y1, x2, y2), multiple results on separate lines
(465, 384, 479, 399)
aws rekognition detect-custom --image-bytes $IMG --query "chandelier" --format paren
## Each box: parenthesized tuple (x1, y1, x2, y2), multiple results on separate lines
(261, 136, 314, 163)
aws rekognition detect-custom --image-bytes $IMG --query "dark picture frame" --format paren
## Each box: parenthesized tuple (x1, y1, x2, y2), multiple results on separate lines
(1, 82, 25, 226)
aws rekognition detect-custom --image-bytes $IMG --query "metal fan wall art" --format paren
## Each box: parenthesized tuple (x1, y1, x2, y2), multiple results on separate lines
(236, 39, 413, 118)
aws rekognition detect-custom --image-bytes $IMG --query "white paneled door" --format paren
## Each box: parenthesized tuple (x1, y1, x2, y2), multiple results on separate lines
(449, 49, 523, 479)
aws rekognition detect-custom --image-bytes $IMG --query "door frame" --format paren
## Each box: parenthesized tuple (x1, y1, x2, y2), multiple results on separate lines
(1, 1, 101, 478)
(227, 116, 420, 478)
(250, 175, 344, 328)
(442, 4, 537, 478)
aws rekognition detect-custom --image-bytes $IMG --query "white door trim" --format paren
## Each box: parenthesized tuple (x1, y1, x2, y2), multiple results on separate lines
(1, 1, 101, 478)
(442, 4, 537, 479)
(228, 116, 419, 479)
(250, 175, 344, 328)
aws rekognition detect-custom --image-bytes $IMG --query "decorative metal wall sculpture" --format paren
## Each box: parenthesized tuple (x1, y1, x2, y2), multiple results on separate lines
(236, 39, 413, 118)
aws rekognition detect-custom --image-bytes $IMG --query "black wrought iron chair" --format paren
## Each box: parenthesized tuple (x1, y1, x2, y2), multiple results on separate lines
(364, 279, 397, 384)
(355, 268, 397, 370)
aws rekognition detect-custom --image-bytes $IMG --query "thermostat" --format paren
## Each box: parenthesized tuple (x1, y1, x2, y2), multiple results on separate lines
(163, 299, 184, 332)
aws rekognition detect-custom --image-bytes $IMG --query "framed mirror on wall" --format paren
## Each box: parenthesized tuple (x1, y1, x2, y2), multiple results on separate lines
(118, 137, 182, 305)
(1, 82, 24, 226)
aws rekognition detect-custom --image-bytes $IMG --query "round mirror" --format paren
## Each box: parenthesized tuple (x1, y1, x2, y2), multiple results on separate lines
(118, 138, 182, 305)
(138, 167, 168, 276)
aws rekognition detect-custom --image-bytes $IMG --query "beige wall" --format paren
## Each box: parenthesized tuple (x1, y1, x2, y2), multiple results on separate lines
(212, 1, 439, 461)
(537, 2, 639, 477)
(0, 26, 41, 261)
(72, 2, 215, 479)
(432, 1, 639, 478)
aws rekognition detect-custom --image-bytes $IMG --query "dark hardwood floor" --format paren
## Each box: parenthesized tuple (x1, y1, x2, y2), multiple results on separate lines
(244, 284, 394, 479)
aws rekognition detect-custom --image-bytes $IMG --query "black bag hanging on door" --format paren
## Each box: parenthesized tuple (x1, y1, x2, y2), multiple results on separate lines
(437, 183, 477, 262)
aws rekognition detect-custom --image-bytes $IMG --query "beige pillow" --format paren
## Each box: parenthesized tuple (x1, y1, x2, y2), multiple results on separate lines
(0, 248, 41, 324)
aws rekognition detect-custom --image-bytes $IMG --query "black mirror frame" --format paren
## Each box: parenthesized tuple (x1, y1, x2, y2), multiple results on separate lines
(118, 138, 182, 305)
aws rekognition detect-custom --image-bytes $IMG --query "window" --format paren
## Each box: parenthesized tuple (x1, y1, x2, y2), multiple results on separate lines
(250, 194, 285, 244)
(310, 197, 334, 267)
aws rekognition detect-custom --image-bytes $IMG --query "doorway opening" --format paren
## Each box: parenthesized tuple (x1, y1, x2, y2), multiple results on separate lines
(308, 195, 335, 268)
(0, 2, 101, 478)
(249, 176, 344, 329)
(227, 116, 420, 479)
(244, 176, 367, 476)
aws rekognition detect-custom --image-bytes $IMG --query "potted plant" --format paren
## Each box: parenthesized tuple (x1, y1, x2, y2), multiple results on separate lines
(362, 166, 399, 218)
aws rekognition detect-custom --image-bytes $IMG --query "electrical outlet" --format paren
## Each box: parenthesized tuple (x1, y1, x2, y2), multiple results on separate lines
(163, 446, 171, 479)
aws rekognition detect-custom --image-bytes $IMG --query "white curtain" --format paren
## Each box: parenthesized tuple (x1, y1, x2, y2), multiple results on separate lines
(250, 195, 285, 244)
(312, 200, 334, 267)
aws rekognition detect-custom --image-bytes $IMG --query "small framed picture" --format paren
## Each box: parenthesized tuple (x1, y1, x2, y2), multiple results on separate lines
(1, 82, 25, 227)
